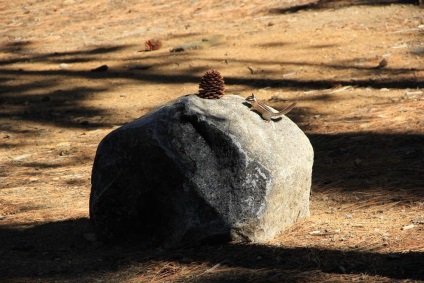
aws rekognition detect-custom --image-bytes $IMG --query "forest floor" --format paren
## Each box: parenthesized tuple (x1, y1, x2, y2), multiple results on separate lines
(1, 0, 423, 282)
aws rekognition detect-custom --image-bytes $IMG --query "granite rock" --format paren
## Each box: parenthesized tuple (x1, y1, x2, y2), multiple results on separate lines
(90, 95, 313, 247)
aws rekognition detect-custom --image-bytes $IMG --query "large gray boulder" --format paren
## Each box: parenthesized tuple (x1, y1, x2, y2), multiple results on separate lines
(90, 95, 313, 248)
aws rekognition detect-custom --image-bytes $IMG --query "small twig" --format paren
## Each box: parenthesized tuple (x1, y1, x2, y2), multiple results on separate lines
(390, 25, 424, 34)
(204, 263, 221, 274)
(350, 224, 365, 228)
(326, 85, 352, 94)
(343, 119, 371, 123)
(392, 43, 408, 49)
(282, 67, 303, 78)
(401, 224, 414, 231)
(405, 91, 423, 96)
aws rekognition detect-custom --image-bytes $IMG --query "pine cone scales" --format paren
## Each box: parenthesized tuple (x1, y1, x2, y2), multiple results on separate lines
(198, 70, 225, 99)
(145, 39, 162, 51)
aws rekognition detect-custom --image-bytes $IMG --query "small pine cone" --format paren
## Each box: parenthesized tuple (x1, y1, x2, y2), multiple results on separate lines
(198, 69, 225, 99)
(145, 39, 162, 51)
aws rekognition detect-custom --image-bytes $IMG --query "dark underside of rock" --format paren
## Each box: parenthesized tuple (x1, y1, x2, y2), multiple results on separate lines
(90, 95, 313, 248)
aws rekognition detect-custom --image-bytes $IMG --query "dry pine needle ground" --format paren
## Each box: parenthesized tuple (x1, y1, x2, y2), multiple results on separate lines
(0, 0, 423, 282)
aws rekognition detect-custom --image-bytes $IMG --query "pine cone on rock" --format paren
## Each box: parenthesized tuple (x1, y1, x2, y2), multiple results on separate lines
(145, 39, 162, 51)
(198, 69, 225, 99)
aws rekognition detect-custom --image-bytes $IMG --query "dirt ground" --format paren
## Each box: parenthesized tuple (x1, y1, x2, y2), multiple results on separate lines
(1, 0, 424, 282)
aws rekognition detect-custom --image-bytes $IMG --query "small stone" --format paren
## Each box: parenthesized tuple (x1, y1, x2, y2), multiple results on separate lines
(91, 65, 108, 72)
(170, 47, 184, 52)
(378, 58, 388, 68)
(59, 63, 70, 69)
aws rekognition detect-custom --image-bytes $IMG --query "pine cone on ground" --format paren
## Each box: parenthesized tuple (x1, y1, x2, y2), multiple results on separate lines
(197, 69, 225, 99)
(145, 39, 162, 51)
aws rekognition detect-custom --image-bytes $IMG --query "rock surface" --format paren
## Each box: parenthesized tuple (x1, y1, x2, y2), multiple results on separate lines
(90, 95, 313, 247)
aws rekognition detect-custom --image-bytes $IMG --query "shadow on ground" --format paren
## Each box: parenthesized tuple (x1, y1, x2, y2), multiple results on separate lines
(0, 218, 423, 281)
(0, 43, 140, 131)
(310, 133, 424, 197)
(1, 41, 422, 134)
(1, 30, 423, 281)
(0, 130, 423, 281)
(269, 0, 420, 14)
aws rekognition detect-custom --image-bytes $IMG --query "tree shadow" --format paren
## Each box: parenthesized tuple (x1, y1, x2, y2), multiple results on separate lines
(0, 218, 423, 281)
(309, 133, 424, 197)
(1, 5, 422, 281)
(1, 40, 421, 135)
(269, 0, 419, 14)
(0, 43, 132, 66)
(0, 44, 136, 132)
(2, 40, 422, 187)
